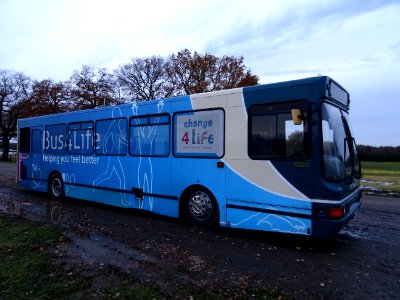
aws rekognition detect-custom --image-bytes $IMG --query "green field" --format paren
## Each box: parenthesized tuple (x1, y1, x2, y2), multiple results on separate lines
(361, 161, 400, 193)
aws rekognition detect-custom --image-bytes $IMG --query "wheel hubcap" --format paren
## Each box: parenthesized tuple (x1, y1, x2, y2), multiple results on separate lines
(52, 178, 62, 197)
(189, 191, 212, 220)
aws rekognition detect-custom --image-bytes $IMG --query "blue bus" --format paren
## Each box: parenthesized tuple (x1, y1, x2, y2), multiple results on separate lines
(17, 76, 362, 237)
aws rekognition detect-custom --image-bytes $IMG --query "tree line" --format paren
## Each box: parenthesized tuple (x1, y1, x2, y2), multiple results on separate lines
(0, 49, 259, 160)
(357, 145, 400, 162)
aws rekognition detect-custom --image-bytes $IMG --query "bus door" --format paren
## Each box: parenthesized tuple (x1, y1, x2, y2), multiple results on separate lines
(29, 127, 45, 190)
(18, 127, 45, 191)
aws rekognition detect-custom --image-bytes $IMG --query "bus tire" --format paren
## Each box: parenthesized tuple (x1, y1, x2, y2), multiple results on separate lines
(184, 187, 219, 228)
(49, 173, 64, 201)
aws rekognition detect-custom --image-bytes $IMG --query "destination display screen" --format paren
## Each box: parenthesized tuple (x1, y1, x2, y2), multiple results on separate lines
(328, 80, 349, 107)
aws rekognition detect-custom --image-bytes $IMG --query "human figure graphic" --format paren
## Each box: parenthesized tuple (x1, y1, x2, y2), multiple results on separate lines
(131, 100, 164, 210)
(93, 107, 129, 206)
(31, 164, 45, 188)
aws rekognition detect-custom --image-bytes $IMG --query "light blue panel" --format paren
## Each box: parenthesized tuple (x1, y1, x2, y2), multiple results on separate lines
(65, 185, 134, 208)
(26, 178, 47, 193)
(148, 198, 179, 218)
(19, 95, 195, 218)
(24, 155, 48, 192)
(170, 96, 227, 224)
(228, 208, 311, 235)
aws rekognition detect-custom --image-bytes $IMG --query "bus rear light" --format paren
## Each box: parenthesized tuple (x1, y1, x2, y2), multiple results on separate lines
(328, 207, 344, 218)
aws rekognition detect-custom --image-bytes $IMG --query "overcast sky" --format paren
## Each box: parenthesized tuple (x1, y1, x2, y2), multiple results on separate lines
(1, 0, 399, 146)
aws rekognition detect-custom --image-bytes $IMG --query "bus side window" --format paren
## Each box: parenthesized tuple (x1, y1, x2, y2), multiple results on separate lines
(129, 114, 170, 157)
(19, 127, 31, 153)
(95, 118, 127, 156)
(68, 121, 94, 155)
(45, 124, 67, 154)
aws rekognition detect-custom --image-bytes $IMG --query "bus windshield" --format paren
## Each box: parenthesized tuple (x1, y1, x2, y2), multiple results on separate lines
(321, 103, 360, 181)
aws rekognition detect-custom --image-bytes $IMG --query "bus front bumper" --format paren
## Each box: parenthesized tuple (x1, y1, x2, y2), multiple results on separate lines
(311, 189, 362, 237)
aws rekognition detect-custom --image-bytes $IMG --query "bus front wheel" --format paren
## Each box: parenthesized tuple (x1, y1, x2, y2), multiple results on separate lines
(184, 188, 219, 228)
(49, 173, 64, 201)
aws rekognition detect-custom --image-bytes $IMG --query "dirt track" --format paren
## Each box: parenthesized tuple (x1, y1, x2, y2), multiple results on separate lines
(0, 162, 399, 298)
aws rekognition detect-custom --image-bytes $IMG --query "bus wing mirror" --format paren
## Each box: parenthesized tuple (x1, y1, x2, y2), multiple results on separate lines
(291, 109, 303, 125)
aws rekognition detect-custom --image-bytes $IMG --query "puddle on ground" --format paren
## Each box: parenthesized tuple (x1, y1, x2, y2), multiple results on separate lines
(63, 232, 158, 272)
(0, 199, 63, 224)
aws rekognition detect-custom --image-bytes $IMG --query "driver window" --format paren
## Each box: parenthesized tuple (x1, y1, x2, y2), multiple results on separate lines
(249, 103, 308, 159)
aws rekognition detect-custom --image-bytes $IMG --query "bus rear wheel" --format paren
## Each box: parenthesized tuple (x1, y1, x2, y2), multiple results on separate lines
(184, 188, 218, 228)
(49, 173, 64, 201)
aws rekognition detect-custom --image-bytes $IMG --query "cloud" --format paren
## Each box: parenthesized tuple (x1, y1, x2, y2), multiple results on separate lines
(199, 0, 400, 84)
(2, 0, 398, 81)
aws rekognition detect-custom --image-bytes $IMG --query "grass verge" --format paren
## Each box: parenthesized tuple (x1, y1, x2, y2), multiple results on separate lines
(0, 214, 90, 299)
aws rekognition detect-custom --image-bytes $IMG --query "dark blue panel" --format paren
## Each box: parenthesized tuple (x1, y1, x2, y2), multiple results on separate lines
(243, 76, 330, 112)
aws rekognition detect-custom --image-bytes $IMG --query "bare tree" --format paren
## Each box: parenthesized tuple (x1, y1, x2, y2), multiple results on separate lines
(70, 65, 116, 109)
(166, 49, 259, 95)
(115, 56, 173, 101)
(166, 49, 198, 95)
(212, 55, 259, 90)
(109, 79, 127, 105)
(0, 70, 31, 160)
(20, 79, 70, 118)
